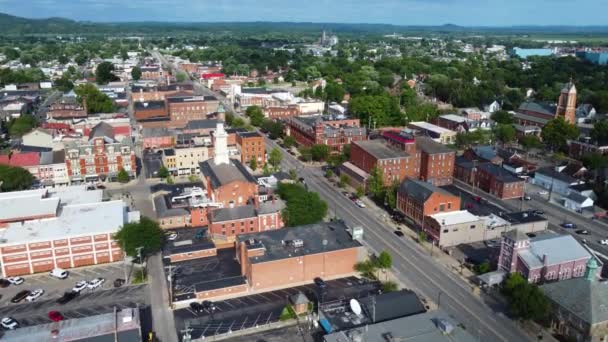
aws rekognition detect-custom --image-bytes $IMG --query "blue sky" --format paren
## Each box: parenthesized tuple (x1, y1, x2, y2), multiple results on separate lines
(0, 0, 605, 26)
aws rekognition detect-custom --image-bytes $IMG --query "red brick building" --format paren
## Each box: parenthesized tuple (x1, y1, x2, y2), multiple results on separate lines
(139, 66, 164, 80)
(237, 131, 265, 168)
(199, 159, 258, 208)
(134, 101, 168, 121)
(285, 116, 367, 154)
(142, 127, 175, 149)
(64, 122, 136, 183)
(264, 106, 299, 120)
(236, 221, 363, 292)
(349, 140, 420, 185)
(48, 96, 86, 120)
(454, 157, 524, 199)
(415, 136, 455, 186)
(208, 201, 284, 240)
(396, 178, 461, 226)
(0, 187, 138, 277)
(167, 95, 220, 127)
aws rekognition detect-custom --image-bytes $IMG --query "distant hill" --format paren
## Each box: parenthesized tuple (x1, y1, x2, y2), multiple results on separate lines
(1, 12, 608, 36)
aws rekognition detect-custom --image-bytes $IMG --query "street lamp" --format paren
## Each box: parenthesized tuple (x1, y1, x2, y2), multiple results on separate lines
(437, 291, 443, 308)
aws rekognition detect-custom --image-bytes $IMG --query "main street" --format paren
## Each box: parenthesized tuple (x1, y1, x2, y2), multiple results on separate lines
(266, 137, 536, 342)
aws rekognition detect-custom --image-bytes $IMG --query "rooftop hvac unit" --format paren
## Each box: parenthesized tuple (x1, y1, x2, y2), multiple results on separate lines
(291, 239, 304, 248)
(436, 318, 454, 335)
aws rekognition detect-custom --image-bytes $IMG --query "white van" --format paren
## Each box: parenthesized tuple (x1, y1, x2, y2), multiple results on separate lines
(49, 268, 69, 279)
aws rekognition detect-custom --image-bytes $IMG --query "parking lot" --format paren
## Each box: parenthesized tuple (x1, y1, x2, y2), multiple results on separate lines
(0, 283, 149, 328)
(0, 262, 131, 306)
(174, 276, 380, 340)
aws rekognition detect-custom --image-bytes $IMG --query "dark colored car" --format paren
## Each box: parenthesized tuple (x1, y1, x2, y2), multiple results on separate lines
(394, 230, 405, 237)
(0, 279, 10, 288)
(48, 311, 63, 322)
(576, 229, 590, 235)
(314, 277, 327, 288)
(202, 300, 216, 312)
(56, 291, 79, 304)
(190, 302, 204, 313)
(10, 290, 31, 303)
(114, 278, 126, 288)
(561, 222, 576, 229)
(533, 210, 544, 215)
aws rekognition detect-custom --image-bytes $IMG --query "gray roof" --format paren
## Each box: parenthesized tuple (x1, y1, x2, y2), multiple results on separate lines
(154, 195, 189, 218)
(236, 221, 362, 264)
(199, 159, 256, 189)
(184, 119, 219, 130)
(501, 211, 547, 225)
(134, 101, 165, 110)
(237, 131, 262, 138)
(142, 127, 173, 138)
(258, 199, 286, 215)
(565, 191, 590, 204)
(323, 310, 477, 342)
(477, 163, 521, 183)
(520, 233, 591, 269)
(536, 166, 579, 184)
(472, 145, 500, 161)
(415, 136, 453, 154)
(360, 290, 426, 323)
(504, 228, 529, 242)
(89, 122, 115, 141)
(290, 292, 310, 305)
(398, 179, 454, 203)
(518, 101, 556, 117)
(39, 150, 65, 165)
(512, 111, 551, 125)
(354, 140, 409, 160)
(209, 205, 256, 222)
(541, 276, 608, 325)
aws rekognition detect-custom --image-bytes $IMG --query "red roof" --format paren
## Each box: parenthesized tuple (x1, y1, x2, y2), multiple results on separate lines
(0, 152, 40, 167)
(382, 131, 415, 144)
(201, 73, 225, 79)
(42, 122, 71, 130)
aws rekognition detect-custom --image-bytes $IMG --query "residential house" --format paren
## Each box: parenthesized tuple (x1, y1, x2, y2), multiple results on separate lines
(533, 166, 584, 196)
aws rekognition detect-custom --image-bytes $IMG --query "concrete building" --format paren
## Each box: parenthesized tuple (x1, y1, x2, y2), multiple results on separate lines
(498, 230, 591, 284)
(236, 220, 364, 292)
(0, 186, 139, 276)
(541, 259, 608, 342)
(397, 179, 461, 226)
(64, 122, 136, 183)
(237, 131, 265, 168)
(407, 122, 457, 145)
(349, 140, 420, 185)
(151, 183, 221, 229)
(21, 128, 54, 150)
(38, 150, 68, 187)
(424, 210, 486, 248)
(2, 307, 141, 341)
(285, 116, 367, 154)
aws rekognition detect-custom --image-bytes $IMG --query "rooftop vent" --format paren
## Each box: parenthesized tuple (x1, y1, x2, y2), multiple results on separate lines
(436, 318, 454, 335)
(290, 239, 304, 248)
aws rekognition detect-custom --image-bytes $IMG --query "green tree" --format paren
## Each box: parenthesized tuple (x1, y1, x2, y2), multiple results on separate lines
(277, 183, 328, 226)
(289, 169, 297, 181)
(490, 110, 514, 125)
(356, 186, 365, 198)
(473, 261, 491, 274)
(261, 119, 284, 139)
(381, 281, 399, 293)
(114, 217, 164, 258)
(384, 180, 400, 209)
(8, 115, 37, 136)
(117, 169, 130, 183)
(245, 106, 265, 127)
(311, 144, 330, 161)
(232, 117, 246, 128)
(176, 71, 188, 82)
(75, 54, 88, 66)
(494, 124, 516, 146)
(339, 174, 348, 188)
(355, 260, 377, 279)
(0, 165, 34, 191)
(158, 166, 169, 179)
(95, 61, 118, 84)
(263, 163, 271, 176)
(299, 146, 312, 162)
(541, 117, 580, 152)
(131, 66, 142, 81)
(368, 166, 385, 201)
(502, 273, 527, 297)
(325, 169, 334, 178)
(582, 152, 608, 181)
(268, 147, 283, 170)
(505, 279, 550, 321)
(54, 75, 74, 92)
(283, 136, 296, 149)
(590, 120, 608, 146)
(249, 158, 258, 171)
(74, 83, 115, 114)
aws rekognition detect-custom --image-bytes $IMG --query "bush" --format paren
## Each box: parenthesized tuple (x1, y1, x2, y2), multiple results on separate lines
(117, 169, 130, 183)
(279, 305, 297, 321)
(0, 164, 34, 191)
(381, 281, 399, 293)
(277, 183, 328, 226)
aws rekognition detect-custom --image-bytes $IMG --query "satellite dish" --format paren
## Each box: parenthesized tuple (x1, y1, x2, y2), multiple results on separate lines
(350, 299, 362, 316)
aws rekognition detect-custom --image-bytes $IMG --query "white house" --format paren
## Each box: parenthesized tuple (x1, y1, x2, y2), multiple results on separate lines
(563, 192, 594, 212)
(485, 100, 501, 113)
(533, 166, 583, 196)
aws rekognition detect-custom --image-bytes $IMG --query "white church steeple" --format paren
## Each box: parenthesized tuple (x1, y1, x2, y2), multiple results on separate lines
(214, 122, 229, 165)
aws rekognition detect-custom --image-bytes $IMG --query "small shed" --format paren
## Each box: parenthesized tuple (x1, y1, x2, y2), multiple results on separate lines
(289, 291, 310, 315)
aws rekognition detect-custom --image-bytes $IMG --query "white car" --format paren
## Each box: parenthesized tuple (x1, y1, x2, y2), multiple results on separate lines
(355, 200, 366, 208)
(538, 190, 548, 195)
(168, 233, 178, 241)
(600, 240, 608, 245)
(26, 289, 44, 302)
(72, 280, 88, 293)
(87, 278, 105, 290)
(1, 317, 18, 330)
(7, 277, 24, 285)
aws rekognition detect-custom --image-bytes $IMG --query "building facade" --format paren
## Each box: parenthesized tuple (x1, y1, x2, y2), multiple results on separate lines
(237, 131, 265, 168)
(285, 116, 367, 154)
(396, 179, 461, 226)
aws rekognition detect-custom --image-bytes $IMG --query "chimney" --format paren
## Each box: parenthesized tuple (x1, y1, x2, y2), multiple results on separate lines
(542, 254, 548, 266)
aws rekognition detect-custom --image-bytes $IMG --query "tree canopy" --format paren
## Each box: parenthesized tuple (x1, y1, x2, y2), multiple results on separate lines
(245, 106, 265, 127)
(74, 83, 116, 114)
(0, 164, 34, 191)
(8, 115, 37, 137)
(95, 61, 118, 84)
(268, 147, 283, 169)
(131, 66, 142, 81)
(311, 144, 330, 161)
(277, 183, 328, 226)
(114, 217, 164, 258)
(502, 273, 549, 321)
(541, 117, 580, 152)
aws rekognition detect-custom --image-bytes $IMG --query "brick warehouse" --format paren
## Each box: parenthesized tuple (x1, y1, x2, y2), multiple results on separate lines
(236, 221, 364, 292)
(397, 178, 461, 226)
(285, 116, 367, 154)
(349, 140, 420, 185)
(167, 95, 220, 127)
(236, 131, 266, 168)
(454, 157, 524, 200)
(0, 186, 139, 277)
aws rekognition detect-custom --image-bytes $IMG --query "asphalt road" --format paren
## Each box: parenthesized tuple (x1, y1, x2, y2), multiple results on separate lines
(266, 138, 536, 342)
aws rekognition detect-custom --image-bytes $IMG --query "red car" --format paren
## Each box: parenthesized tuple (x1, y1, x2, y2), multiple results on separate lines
(48, 311, 63, 322)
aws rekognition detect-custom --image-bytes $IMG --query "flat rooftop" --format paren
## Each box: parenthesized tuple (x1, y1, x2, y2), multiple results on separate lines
(354, 140, 409, 160)
(2, 308, 141, 342)
(0, 200, 137, 245)
(237, 221, 362, 264)
(409, 121, 455, 134)
(501, 211, 547, 225)
(430, 210, 481, 226)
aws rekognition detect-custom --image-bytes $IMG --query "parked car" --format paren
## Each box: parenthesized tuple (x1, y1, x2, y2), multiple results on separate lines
(87, 278, 105, 290)
(522, 196, 532, 201)
(167, 232, 178, 241)
(576, 230, 590, 235)
(1, 317, 18, 330)
(538, 190, 548, 195)
(533, 210, 544, 215)
(561, 222, 576, 229)
(190, 302, 204, 313)
(314, 277, 327, 288)
(56, 291, 79, 304)
(72, 281, 88, 293)
(26, 289, 45, 302)
(600, 240, 608, 245)
(10, 290, 31, 303)
(114, 278, 126, 288)
(0, 279, 9, 288)
(49, 268, 69, 279)
(394, 230, 404, 237)
(355, 200, 366, 208)
(48, 311, 64, 322)
(202, 300, 216, 312)
(7, 277, 24, 285)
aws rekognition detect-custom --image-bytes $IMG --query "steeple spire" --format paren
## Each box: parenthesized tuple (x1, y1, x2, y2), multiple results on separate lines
(584, 258, 599, 281)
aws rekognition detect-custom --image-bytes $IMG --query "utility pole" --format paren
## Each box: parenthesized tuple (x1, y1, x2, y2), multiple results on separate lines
(123, 242, 129, 282)
(136, 246, 144, 281)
